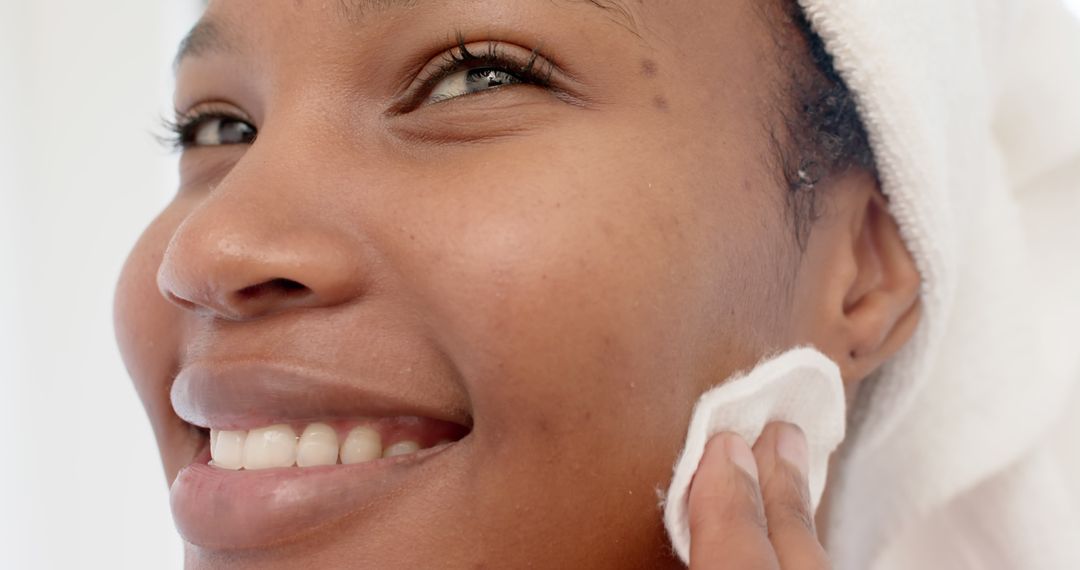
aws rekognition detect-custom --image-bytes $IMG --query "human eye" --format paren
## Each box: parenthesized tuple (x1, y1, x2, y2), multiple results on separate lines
(428, 67, 525, 103)
(163, 105, 257, 150)
(415, 37, 555, 107)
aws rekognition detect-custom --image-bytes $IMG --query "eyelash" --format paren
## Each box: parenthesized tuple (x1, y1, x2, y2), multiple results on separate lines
(412, 34, 556, 104)
(160, 35, 556, 151)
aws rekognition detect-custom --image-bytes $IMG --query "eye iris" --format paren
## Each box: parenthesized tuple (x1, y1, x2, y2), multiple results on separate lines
(465, 68, 520, 93)
(218, 120, 255, 145)
(192, 117, 255, 146)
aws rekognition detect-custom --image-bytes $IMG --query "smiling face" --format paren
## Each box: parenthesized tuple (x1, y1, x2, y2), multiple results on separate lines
(114, 0, 918, 568)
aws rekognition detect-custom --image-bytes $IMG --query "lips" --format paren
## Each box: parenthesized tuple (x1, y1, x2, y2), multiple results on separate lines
(171, 360, 472, 431)
(168, 360, 472, 549)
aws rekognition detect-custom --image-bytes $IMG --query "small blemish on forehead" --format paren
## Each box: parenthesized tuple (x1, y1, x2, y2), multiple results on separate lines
(652, 95, 669, 111)
(640, 58, 658, 77)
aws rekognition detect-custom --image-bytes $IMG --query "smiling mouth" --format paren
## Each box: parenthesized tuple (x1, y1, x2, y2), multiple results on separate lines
(167, 360, 473, 550)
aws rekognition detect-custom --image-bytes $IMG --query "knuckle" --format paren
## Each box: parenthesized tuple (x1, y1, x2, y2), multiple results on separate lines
(735, 469, 769, 532)
(773, 497, 816, 536)
(765, 465, 816, 533)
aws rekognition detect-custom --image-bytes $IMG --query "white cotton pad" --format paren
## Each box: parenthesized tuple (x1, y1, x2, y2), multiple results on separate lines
(662, 346, 847, 565)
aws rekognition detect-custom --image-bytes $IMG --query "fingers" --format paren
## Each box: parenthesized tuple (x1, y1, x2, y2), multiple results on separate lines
(688, 433, 779, 570)
(687, 424, 832, 570)
(752, 423, 831, 570)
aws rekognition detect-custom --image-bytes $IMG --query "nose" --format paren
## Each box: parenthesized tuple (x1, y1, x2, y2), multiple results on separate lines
(157, 185, 368, 321)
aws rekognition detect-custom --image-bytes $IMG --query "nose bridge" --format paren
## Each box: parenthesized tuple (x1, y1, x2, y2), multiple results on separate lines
(158, 133, 369, 320)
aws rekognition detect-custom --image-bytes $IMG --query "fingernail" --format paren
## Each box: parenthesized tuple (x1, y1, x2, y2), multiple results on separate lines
(723, 434, 758, 480)
(776, 424, 809, 479)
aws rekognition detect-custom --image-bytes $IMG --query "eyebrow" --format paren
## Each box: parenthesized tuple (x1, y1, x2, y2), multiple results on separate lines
(174, 0, 639, 67)
(173, 18, 228, 69)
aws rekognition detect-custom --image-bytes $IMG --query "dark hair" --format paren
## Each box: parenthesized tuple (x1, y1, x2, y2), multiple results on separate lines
(765, 1, 877, 248)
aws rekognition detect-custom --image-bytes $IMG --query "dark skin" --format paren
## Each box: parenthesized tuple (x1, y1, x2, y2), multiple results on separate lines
(114, 0, 921, 567)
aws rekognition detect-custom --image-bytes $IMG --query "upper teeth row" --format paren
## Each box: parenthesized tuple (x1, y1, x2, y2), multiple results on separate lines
(209, 423, 423, 470)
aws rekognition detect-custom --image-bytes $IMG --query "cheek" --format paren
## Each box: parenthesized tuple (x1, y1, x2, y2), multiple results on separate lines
(358, 128, 794, 560)
(381, 126, 790, 485)
(114, 197, 197, 478)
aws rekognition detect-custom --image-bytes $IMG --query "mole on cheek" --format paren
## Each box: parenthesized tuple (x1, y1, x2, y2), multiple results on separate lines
(640, 58, 658, 78)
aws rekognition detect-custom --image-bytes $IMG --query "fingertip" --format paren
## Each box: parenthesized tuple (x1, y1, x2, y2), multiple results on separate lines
(775, 423, 809, 480)
(725, 433, 759, 481)
(702, 432, 758, 481)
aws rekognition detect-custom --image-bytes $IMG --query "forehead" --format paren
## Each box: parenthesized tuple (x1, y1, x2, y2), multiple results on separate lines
(179, 0, 642, 66)
(335, 0, 638, 25)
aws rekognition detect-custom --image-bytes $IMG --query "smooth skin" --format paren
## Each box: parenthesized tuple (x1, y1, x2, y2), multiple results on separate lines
(115, 0, 920, 567)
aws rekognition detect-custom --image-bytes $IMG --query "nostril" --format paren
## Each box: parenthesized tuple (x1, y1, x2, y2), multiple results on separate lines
(164, 290, 200, 311)
(235, 278, 310, 301)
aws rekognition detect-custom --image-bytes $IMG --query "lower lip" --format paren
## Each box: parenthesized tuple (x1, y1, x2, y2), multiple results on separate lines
(170, 439, 457, 549)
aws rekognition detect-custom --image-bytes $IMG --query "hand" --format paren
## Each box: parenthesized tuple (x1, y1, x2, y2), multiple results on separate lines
(687, 422, 830, 569)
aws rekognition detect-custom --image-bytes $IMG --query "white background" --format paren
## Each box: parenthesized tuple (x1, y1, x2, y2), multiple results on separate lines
(0, 1, 198, 568)
(2, 1, 1080, 569)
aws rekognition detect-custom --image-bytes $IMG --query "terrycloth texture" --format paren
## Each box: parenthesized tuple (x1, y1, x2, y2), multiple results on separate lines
(662, 347, 846, 565)
(875, 444, 1080, 570)
(794, 0, 1080, 568)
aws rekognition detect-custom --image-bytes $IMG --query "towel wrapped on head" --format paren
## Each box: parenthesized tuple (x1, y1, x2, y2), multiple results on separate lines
(796, 0, 1080, 567)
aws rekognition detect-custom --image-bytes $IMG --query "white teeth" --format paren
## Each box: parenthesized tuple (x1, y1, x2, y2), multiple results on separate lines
(341, 426, 383, 464)
(242, 424, 298, 470)
(296, 423, 339, 467)
(208, 423, 433, 470)
(383, 440, 421, 458)
(210, 430, 246, 470)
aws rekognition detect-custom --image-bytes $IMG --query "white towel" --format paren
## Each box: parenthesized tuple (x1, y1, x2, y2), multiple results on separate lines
(793, 0, 1080, 568)
(662, 347, 847, 565)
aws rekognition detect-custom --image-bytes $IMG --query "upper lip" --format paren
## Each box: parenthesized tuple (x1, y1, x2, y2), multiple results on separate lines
(171, 359, 473, 431)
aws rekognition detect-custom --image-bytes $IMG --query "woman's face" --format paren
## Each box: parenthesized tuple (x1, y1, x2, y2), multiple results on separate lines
(115, 0, 850, 567)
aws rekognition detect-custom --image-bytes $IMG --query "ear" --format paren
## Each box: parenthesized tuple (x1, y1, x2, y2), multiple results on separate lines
(790, 171, 922, 391)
